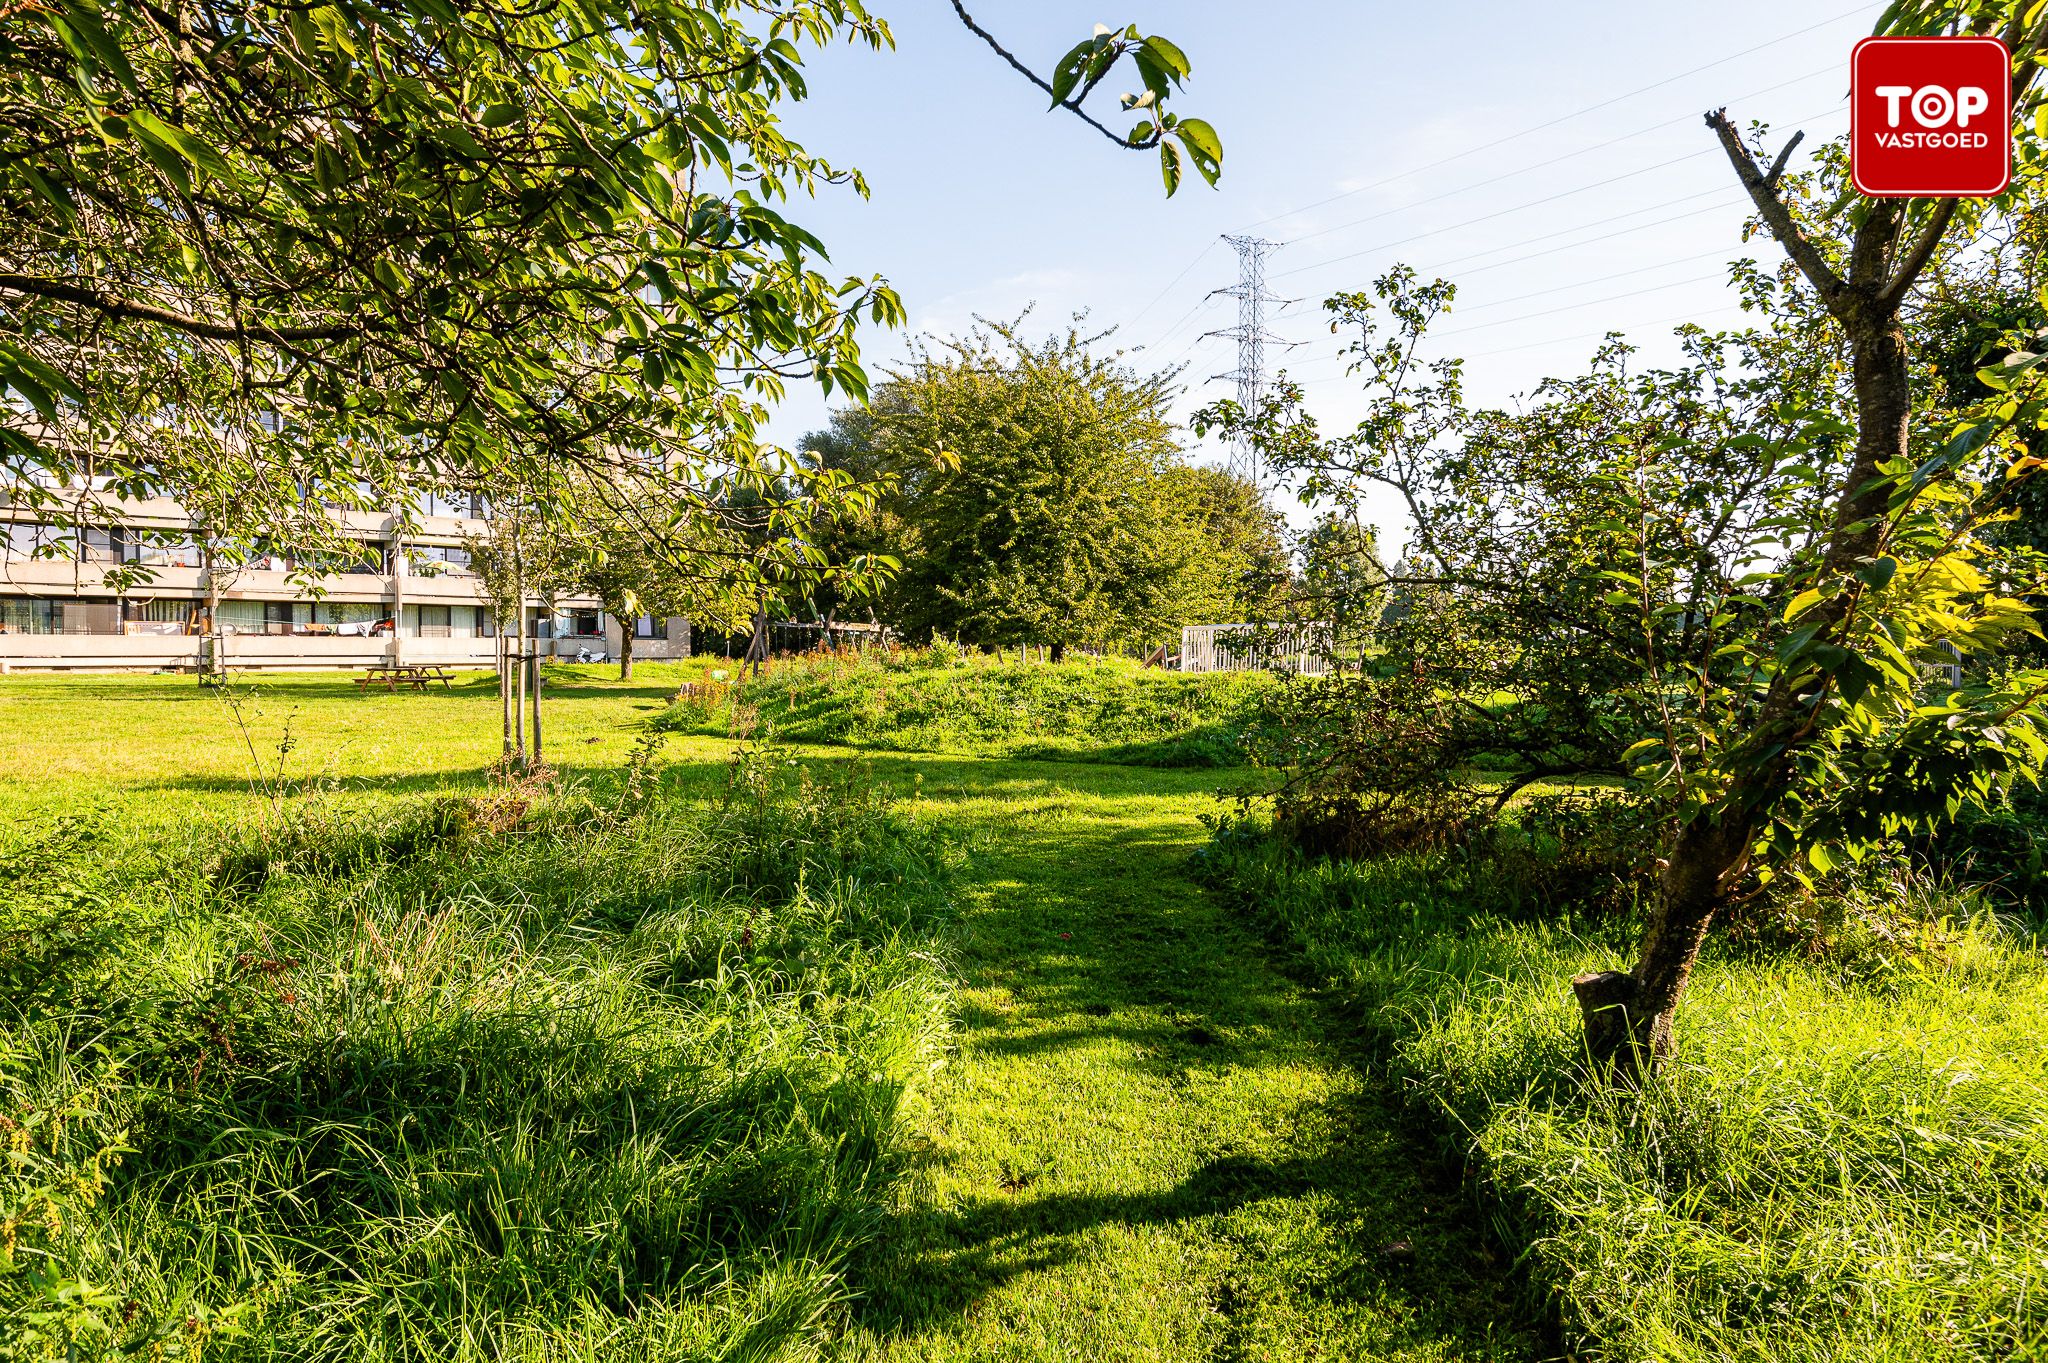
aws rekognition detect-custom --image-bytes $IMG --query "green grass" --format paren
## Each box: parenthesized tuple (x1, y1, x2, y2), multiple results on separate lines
(4, 671, 961, 1359)
(660, 651, 1273, 768)
(1198, 822, 2048, 1362)
(3, 668, 1545, 1361)
(0, 663, 723, 826)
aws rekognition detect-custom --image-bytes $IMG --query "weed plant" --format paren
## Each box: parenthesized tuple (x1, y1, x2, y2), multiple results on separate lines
(1198, 815, 2048, 1362)
(1, 745, 957, 1361)
(658, 650, 1271, 767)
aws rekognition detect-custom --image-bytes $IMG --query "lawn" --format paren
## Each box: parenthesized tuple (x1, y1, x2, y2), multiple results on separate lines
(22, 662, 2045, 1361)
(1, 667, 1543, 1361)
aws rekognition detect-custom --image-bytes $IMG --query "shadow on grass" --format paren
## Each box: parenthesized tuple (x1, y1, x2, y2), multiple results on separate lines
(828, 753, 1545, 1355)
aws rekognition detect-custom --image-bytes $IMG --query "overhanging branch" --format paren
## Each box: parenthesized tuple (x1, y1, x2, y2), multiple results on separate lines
(0, 273, 374, 344)
(946, 1, 1142, 149)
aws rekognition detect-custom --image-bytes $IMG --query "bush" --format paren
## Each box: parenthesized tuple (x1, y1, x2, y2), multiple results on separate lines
(1917, 784, 2048, 912)
(1, 752, 957, 1361)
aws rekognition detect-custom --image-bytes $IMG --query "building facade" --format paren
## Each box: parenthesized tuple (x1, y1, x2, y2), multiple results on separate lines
(0, 489, 692, 672)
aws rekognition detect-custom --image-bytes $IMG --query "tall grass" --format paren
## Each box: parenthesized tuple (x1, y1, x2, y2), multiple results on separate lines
(1198, 819, 2048, 1361)
(2, 747, 956, 1361)
(659, 650, 1271, 767)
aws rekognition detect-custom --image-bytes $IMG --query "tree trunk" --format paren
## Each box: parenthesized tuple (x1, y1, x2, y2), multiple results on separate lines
(499, 629, 513, 762)
(1049, 640, 1066, 664)
(619, 627, 634, 681)
(529, 647, 544, 764)
(1580, 118, 1933, 1074)
(513, 606, 528, 766)
(1575, 815, 1754, 1072)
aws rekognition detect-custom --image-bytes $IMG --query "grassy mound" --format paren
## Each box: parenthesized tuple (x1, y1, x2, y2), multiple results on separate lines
(1197, 823, 2048, 1362)
(2, 751, 956, 1360)
(659, 650, 1273, 767)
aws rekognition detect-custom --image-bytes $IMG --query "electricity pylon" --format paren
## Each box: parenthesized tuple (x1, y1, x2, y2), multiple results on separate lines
(1203, 235, 1292, 487)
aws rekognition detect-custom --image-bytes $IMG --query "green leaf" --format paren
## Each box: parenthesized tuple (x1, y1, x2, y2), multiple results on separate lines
(1175, 119, 1222, 185)
(1159, 138, 1184, 197)
(1855, 556, 1899, 591)
(1049, 38, 1095, 106)
(128, 110, 232, 182)
(1141, 34, 1191, 80)
(1176, 117, 1222, 163)
(479, 102, 523, 128)
(54, 2, 139, 93)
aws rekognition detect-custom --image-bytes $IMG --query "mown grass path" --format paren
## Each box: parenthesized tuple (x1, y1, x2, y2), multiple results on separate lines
(845, 755, 1541, 1362)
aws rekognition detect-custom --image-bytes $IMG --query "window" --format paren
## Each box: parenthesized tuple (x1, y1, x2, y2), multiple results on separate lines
(298, 543, 384, 576)
(0, 598, 60, 633)
(81, 527, 125, 563)
(312, 602, 378, 625)
(635, 615, 659, 639)
(216, 601, 265, 633)
(127, 533, 201, 568)
(569, 609, 602, 638)
(417, 490, 482, 519)
(409, 544, 473, 576)
(4, 522, 70, 559)
(264, 602, 296, 634)
(474, 606, 494, 637)
(243, 540, 291, 572)
(0, 598, 115, 634)
(417, 604, 452, 638)
(124, 599, 197, 635)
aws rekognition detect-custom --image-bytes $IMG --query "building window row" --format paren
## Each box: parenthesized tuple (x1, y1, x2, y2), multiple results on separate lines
(0, 597, 498, 638)
(4, 523, 486, 578)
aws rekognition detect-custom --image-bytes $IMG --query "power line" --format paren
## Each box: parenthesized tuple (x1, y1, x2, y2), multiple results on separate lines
(1282, 249, 1757, 382)
(1450, 249, 1745, 314)
(1239, 3, 1868, 234)
(1414, 189, 1746, 279)
(1459, 304, 1751, 361)
(1131, 64, 1840, 356)
(1281, 66, 1837, 250)
(1437, 269, 1731, 339)
(1154, 188, 1748, 358)
(1139, 291, 1222, 355)
(1271, 105, 1847, 286)
(1124, 239, 1220, 334)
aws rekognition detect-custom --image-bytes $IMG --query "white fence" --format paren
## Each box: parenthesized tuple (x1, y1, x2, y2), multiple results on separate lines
(1178, 622, 1334, 677)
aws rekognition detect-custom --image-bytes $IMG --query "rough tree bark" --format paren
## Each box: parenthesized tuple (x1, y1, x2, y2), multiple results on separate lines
(619, 625, 635, 681)
(1574, 32, 2040, 1070)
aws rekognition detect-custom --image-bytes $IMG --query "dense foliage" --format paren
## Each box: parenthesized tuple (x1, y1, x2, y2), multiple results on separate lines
(802, 321, 1286, 655)
(1205, 3, 2048, 1064)
(0, 1, 1215, 598)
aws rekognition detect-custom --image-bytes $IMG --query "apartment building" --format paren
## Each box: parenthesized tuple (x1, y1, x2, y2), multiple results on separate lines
(0, 487, 692, 672)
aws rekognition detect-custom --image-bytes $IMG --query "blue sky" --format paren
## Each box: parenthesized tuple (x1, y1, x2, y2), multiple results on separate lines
(762, 2, 1875, 547)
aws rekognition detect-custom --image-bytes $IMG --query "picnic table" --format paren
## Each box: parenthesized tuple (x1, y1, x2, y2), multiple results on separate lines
(356, 664, 457, 693)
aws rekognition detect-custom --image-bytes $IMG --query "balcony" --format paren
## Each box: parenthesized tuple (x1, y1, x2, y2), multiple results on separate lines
(0, 632, 502, 671)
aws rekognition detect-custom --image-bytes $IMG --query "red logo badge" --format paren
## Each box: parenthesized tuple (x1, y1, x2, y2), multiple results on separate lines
(1852, 36, 2011, 197)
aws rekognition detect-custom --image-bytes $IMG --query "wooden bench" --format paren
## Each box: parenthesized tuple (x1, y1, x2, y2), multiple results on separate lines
(357, 664, 457, 693)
